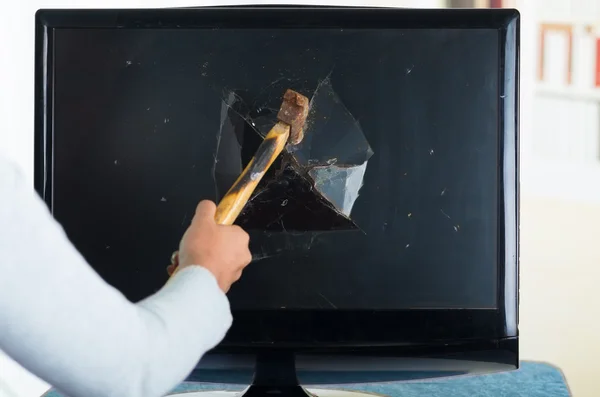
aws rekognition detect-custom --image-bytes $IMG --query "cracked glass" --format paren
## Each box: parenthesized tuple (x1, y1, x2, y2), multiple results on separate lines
(214, 77, 373, 233)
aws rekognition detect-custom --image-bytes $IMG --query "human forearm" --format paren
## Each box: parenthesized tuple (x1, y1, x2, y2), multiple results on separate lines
(0, 156, 232, 397)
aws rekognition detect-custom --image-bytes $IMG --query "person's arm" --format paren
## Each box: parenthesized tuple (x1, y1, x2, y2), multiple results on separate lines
(0, 158, 234, 397)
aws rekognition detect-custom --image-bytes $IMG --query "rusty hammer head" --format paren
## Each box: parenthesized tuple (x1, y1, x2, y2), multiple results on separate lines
(276, 89, 310, 146)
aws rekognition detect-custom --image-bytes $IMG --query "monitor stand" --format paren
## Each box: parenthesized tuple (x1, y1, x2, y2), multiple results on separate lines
(171, 352, 384, 397)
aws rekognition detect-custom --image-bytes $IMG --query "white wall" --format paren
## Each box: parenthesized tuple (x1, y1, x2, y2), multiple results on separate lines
(0, 1, 445, 396)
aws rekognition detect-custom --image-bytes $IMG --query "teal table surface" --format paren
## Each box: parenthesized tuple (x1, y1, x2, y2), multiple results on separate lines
(43, 361, 570, 397)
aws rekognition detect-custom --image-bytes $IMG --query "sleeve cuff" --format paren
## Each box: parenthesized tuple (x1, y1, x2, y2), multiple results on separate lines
(138, 265, 233, 350)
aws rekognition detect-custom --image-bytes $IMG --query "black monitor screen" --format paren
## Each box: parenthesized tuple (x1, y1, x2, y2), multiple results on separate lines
(51, 27, 500, 310)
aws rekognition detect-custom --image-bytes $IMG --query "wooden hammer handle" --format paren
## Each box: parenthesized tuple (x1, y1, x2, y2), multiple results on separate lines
(167, 122, 290, 276)
(214, 121, 290, 225)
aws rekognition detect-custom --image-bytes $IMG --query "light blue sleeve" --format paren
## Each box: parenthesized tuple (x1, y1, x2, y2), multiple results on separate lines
(0, 155, 232, 397)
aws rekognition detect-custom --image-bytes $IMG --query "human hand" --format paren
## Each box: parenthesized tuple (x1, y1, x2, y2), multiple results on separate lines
(171, 200, 252, 292)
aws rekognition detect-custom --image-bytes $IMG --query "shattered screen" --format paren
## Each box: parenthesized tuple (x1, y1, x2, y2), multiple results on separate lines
(51, 28, 500, 309)
(216, 78, 372, 232)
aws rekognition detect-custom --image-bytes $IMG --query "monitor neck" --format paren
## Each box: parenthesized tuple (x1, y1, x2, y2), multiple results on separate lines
(243, 352, 313, 397)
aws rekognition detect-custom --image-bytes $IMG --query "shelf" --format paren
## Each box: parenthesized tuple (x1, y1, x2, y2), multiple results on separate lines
(535, 83, 600, 102)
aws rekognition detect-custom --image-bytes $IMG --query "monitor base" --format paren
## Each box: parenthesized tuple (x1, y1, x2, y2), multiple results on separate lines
(180, 352, 387, 397)
(169, 390, 384, 397)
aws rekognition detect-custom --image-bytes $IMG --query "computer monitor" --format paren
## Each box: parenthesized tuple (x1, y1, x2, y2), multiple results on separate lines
(35, 6, 519, 397)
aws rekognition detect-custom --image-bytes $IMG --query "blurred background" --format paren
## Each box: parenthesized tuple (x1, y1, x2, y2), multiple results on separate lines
(454, 2, 600, 397)
(0, 0, 598, 396)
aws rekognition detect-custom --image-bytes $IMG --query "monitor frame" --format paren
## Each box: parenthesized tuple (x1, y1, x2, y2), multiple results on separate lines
(34, 7, 519, 357)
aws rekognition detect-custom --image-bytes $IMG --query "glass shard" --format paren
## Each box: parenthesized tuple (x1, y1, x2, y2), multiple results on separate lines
(288, 78, 374, 169)
(308, 162, 368, 217)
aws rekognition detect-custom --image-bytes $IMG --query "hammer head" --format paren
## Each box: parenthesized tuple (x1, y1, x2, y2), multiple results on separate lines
(277, 89, 310, 145)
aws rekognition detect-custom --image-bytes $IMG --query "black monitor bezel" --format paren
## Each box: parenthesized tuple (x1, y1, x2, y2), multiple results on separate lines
(34, 7, 519, 350)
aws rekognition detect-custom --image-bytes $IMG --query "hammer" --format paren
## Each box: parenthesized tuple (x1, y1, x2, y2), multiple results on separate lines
(168, 89, 310, 275)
